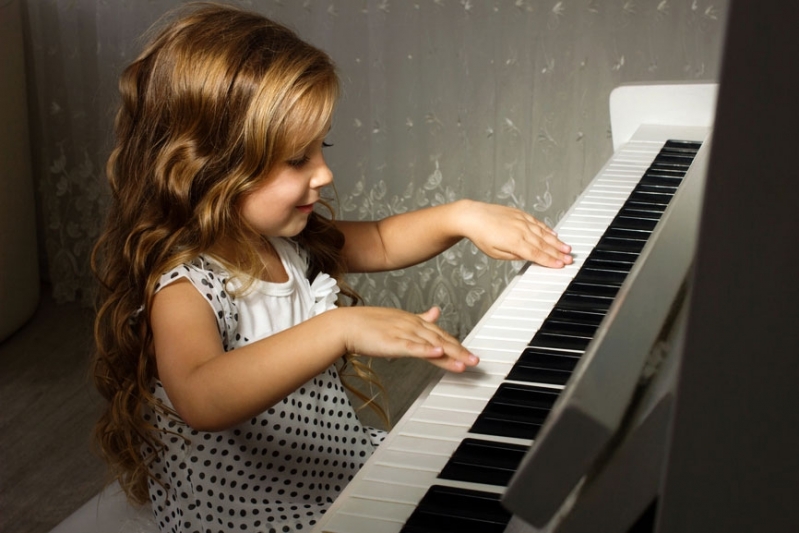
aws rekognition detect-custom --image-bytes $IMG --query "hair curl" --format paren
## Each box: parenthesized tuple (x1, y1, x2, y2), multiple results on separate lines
(91, 3, 386, 505)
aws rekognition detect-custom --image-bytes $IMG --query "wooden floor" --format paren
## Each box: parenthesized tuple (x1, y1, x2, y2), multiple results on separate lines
(0, 284, 438, 533)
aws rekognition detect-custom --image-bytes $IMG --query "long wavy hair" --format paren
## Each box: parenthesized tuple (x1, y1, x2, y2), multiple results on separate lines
(91, 3, 386, 505)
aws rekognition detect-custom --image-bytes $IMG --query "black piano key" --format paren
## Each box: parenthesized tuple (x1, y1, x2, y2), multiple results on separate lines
(651, 154, 694, 170)
(645, 166, 687, 179)
(566, 281, 621, 299)
(605, 225, 652, 241)
(636, 183, 677, 196)
(639, 173, 683, 189)
(596, 235, 648, 253)
(622, 201, 668, 215)
(657, 146, 698, 157)
(508, 348, 580, 385)
(547, 307, 607, 327)
(618, 202, 663, 219)
(582, 257, 635, 274)
(529, 331, 591, 352)
(401, 485, 512, 533)
(556, 291, 613, 312)
(628, 190, 673, 207)
(470, 383, 559, 440)
(438, 438, 529, 487)
(662, 139, 702, 153)
(612, 215, 659, 231)
(537, 318, 599, 337)
(573, 266, 627, 285)
(589, 248, 640, 263)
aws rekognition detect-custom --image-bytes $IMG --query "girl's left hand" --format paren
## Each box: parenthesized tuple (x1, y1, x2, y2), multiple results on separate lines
(459, 200, 573, 268)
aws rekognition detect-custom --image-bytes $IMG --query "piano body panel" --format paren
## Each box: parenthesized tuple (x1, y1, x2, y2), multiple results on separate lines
(313, 93, 715, 533)
(609, 84, 717, 151)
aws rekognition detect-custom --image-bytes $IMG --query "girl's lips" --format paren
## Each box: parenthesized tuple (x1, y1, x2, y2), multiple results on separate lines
(296, 203, 314, 214)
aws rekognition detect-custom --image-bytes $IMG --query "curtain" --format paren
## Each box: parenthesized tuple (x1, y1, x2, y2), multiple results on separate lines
(22, 0, 728, 337)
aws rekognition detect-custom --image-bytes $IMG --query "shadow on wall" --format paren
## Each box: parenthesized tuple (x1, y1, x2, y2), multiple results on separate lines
(0, 0, 40, 342)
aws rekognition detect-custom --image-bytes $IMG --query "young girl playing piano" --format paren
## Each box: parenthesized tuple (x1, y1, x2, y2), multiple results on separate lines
(91, 4, 572, 532)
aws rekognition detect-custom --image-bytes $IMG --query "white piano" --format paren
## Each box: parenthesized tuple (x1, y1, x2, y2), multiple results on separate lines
(313, 83, 718, 533)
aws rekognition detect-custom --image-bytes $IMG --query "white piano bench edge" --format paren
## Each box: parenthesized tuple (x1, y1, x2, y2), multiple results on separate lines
(48, 481, 157, 533)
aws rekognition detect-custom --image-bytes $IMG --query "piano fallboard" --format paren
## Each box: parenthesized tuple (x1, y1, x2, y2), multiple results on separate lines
(313, 124, 710, 533)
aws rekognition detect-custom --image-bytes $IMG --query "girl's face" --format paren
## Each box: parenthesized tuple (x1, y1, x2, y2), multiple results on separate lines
(239, 138, 333, 239)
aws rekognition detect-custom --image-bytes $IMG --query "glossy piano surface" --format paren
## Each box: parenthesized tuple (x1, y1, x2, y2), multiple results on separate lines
(312, 123, 710, 533)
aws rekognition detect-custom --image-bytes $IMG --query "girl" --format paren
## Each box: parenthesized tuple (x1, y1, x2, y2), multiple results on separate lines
(91, 4, 572, 533)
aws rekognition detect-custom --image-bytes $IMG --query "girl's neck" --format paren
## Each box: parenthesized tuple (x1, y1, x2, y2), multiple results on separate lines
(208, 235, 289, 283)
(257, 238, 288, 283)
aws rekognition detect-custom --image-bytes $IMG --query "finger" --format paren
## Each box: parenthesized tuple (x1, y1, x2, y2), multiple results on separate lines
(402, 322, 479, 366)
(490, 235, 571, 267)
(424, 351, 479, 373)
(521, 216, 571, 254)
(539, 229, 573, 255)
(512, 229, 573, 267)
(417, 306, 441, 323)
(426, 356, 468, 373)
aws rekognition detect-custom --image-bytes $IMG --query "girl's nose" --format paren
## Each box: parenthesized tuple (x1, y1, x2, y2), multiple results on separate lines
(311, 161, 333, 189)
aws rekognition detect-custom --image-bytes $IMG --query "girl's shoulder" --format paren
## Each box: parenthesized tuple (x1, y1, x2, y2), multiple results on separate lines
(156, 256, 239, 350)
(156, 256, 229, 295)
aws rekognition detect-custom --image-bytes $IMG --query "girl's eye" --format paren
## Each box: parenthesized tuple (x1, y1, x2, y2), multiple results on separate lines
(287, 155, 310, 168)
(287, 141, 331, 168)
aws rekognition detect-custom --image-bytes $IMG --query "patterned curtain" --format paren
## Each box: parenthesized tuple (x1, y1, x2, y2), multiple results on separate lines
(22, 0, 728, 337)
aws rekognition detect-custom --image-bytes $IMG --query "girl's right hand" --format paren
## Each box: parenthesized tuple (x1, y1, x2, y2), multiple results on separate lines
(336, 306, 479, 372)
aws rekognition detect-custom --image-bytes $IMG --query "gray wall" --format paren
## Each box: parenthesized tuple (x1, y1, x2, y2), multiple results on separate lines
(22, 0, 729, 335)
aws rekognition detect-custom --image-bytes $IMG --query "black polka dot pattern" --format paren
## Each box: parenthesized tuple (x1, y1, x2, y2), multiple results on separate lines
(146, 251, 386, 532)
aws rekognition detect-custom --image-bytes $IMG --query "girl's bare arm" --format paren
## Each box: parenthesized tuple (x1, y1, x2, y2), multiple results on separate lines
(336, 199, 573, 273)
(150, 279, 477, 432)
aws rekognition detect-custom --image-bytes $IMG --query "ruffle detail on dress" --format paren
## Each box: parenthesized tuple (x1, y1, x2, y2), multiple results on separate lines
(309, 272, 340, 316)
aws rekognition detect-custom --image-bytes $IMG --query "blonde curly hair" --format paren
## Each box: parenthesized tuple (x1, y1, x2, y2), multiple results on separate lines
(91, 3, 386, 505)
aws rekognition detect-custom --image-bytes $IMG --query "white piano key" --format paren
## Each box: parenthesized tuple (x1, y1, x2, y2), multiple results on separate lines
(553, 234, 599, 247)
(429, 380, 497, 401)
(376, 449, 450, 472)
(411, 405, 483, 427)
(388, 434, 461, 455)
(469, 349, 528, 366)
(469, 329, 532, 344)
(321, 512, 406, 533)
(398, 420, 473, 440)
(358, 469, 440, 493)
(367, 460, 509, 498)
(559, 217, 615, 231)
(465, 336, 528, 352)
(346, 479, 429, 504)
(326, 497, 415, 525)
(437, 371, 505, 389)
(417, 393, 490, 414)
(477, 315, 544, 333)
(506, 281, 568, 294)
(463, 360, 514, 376)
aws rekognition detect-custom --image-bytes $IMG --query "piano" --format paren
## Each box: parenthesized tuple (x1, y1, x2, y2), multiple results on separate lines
(312, 82, 717, 533)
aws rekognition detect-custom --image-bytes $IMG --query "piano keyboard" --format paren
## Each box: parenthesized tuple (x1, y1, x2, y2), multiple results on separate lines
(313, 125, 709, 533)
